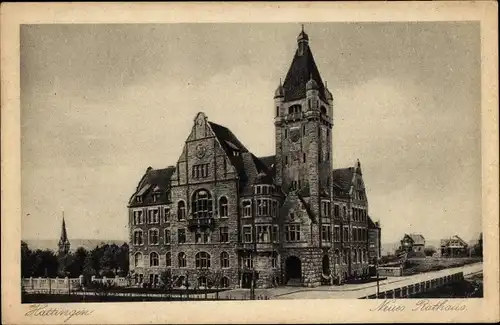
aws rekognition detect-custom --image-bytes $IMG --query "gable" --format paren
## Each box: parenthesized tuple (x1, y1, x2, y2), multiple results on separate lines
(281, 192, 315, 224)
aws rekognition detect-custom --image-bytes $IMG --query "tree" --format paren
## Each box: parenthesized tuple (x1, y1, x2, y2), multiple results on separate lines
(57, 252, 75, 277)
(21, 243, 32, 278)
(82, 254, 97, 283)
(424, 246, 437, 257)
(116, 243, 129, 276)
(207, 270, 222, 300)
(70, 247, 88, 277)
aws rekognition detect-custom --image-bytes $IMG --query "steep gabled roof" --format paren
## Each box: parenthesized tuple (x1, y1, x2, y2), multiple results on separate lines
(129, 166, 175, 206)
(283, 46, 326, 102)
(332, 167, 354, 192)
(408, 234, 425, 245)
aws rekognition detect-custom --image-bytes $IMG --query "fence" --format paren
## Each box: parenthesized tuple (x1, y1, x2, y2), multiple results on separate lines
(22, 275, 129, 293)
(360, 271, 464, 299)
(378, 266, 403, 277)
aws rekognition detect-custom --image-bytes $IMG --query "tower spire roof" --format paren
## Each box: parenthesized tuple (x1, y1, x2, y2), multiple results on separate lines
(282, 27, 325, 102)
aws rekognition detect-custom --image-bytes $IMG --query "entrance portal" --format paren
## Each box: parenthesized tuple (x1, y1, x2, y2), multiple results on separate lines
(285, 256, 302, 284)
(322, 255, 330, 275)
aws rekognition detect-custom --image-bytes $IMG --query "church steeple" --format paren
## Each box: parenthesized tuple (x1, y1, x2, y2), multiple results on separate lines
(58, 212, 70, 255)
(297, 24, 309, 55)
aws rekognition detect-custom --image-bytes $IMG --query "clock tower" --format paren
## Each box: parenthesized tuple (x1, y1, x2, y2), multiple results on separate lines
(274, 27, 334, 210)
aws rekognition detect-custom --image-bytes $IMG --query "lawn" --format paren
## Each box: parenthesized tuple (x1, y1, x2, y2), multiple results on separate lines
(403, 257, 482, 276)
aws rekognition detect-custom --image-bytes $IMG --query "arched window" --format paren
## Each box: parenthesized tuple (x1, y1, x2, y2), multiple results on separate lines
(220, 277, 230, 288)
(177, 201, 186, 220)
(134, 252, 143, 267)
(195, 252, 211, 268)
(178, 252, 187, 268)
(219, 196, 228, 217)
(150, 252, 159, 267)
(321, 106, 327, 115)
(192, 189, 213, 219)
(133, 230, 143, 245)
(353, 250, 357, 264)
(198, 276, 207, 288)
(149, 229, 159, 245)
(220, 251, 229, 268)
(271, 251, 278, 268)
(165, 252, 171, 267)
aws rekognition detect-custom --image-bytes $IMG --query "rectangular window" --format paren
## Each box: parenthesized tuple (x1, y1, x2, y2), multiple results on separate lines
(220, 227, 229, 243)
(195, 231, 202, 244)
(321, 225, 332, 242)
(178, 229, 186, 244)
(164, 229, 170, 244)
(334, 205, 339, 218)
(285, 155, 288, 165)
(285, 225, 301, 242)
(343, 227, 349, 242)
(203, 231, 211, 243)
(149, 229, 159, 245)
(271, 225, 279, 242)
(322, 201, 331, 217)
(164, 207, 170, 222)
(334, 226, 340, 242)
(256, 225, 270, 243)
(284, 128, 288, 139)
(192, 164, 209, 178)
(243, 226, 252, 243)
(133, 210, 144, 225)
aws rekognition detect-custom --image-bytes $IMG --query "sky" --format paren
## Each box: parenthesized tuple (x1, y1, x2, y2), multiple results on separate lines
(20, 22, 481, 244)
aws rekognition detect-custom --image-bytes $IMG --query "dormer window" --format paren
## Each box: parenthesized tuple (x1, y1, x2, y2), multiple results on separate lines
(136, 196, 142, 203)
(233, 151, 240, 157)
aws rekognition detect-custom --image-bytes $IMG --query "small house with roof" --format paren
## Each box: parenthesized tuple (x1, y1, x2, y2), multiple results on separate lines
(440, 235, 469, 257)
(400, 233, 425, 253)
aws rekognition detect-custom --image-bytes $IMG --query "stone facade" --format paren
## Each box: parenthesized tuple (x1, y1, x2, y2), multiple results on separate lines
(127, 28, 381, 289)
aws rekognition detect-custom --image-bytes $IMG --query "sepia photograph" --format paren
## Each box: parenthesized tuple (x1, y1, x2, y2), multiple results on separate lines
(2, 2, 498, 324)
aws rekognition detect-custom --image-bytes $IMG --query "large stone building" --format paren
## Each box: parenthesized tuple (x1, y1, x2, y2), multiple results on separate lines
(127, 28, 381, 289)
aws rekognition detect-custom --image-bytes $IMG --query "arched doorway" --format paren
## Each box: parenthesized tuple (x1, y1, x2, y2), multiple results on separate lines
(285, 256, 302, 284)
(322, 255, 330, 275)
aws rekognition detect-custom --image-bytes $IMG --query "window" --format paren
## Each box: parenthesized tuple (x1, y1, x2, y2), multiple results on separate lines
(178, 252, 187, 268)
(243, 226, 252, 243)
(164, 208, 170, 222)
(303, 153, 306, 163)
(219, 196, 228, 217)
(256, 199, 271, 216)
(271, 252, 278, 268)
(353, 250, 358, 264)
(136, 196, 142, 203)
(285, 155, 288, 165)
(192, 189, 213, 219)
(192, 164, 209, 178)
(322, 201, 331, 217)
(302, 125, 306, 135)
(177, 201, 186, 220)
(343, 250, 348, 264)
(149, 229, 159, 245)
(276, 106, 279, 117)
(343, 227, 349, 242)
(284, 128, 288, 139)
(148, 209, 159, 224)
(165, 252, 171, 267)
(220, 277, 230, 288)
(150, 252, 159, 267)
(220, 227, 229, 243)
(285, 224, 301, 242)
(271, 225, 279, 243)
(220, 251, 229, 268)
(334, 226, 340, 242)
(133, 230, 143, 245)
(134, 252, 143, 267)
(195, 252, 211, 268)
(178, 229, 186, 244)
(327, 128, 330, 137)
(242, 200, 252, 217)
(164, 229, 170, 244)
(321, 106, 327, 115)
(271, 201, 278, 218)
(321, 225, 332, 242)
(334, 204, 339, 218)
(243, 254, 253, 268)
(289, 104, 302, 114)
(256, 225, 270, 243)
(133, 210, 144, 225)
(203, 231, 211, 243)
(334, 250, 340, 265)
(343, 206, 347, 219)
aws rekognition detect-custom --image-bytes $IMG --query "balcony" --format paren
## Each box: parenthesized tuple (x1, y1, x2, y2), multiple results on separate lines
(236, 242, 277, 252)
(187, 217, 215, 230)
(236, 243, 255, 252)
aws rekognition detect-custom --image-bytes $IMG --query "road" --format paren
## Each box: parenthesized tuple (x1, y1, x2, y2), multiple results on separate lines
(269, 262, 482, 299)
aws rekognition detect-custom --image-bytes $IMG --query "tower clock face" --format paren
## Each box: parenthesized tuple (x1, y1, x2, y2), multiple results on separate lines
(195, 144, 207, 158)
